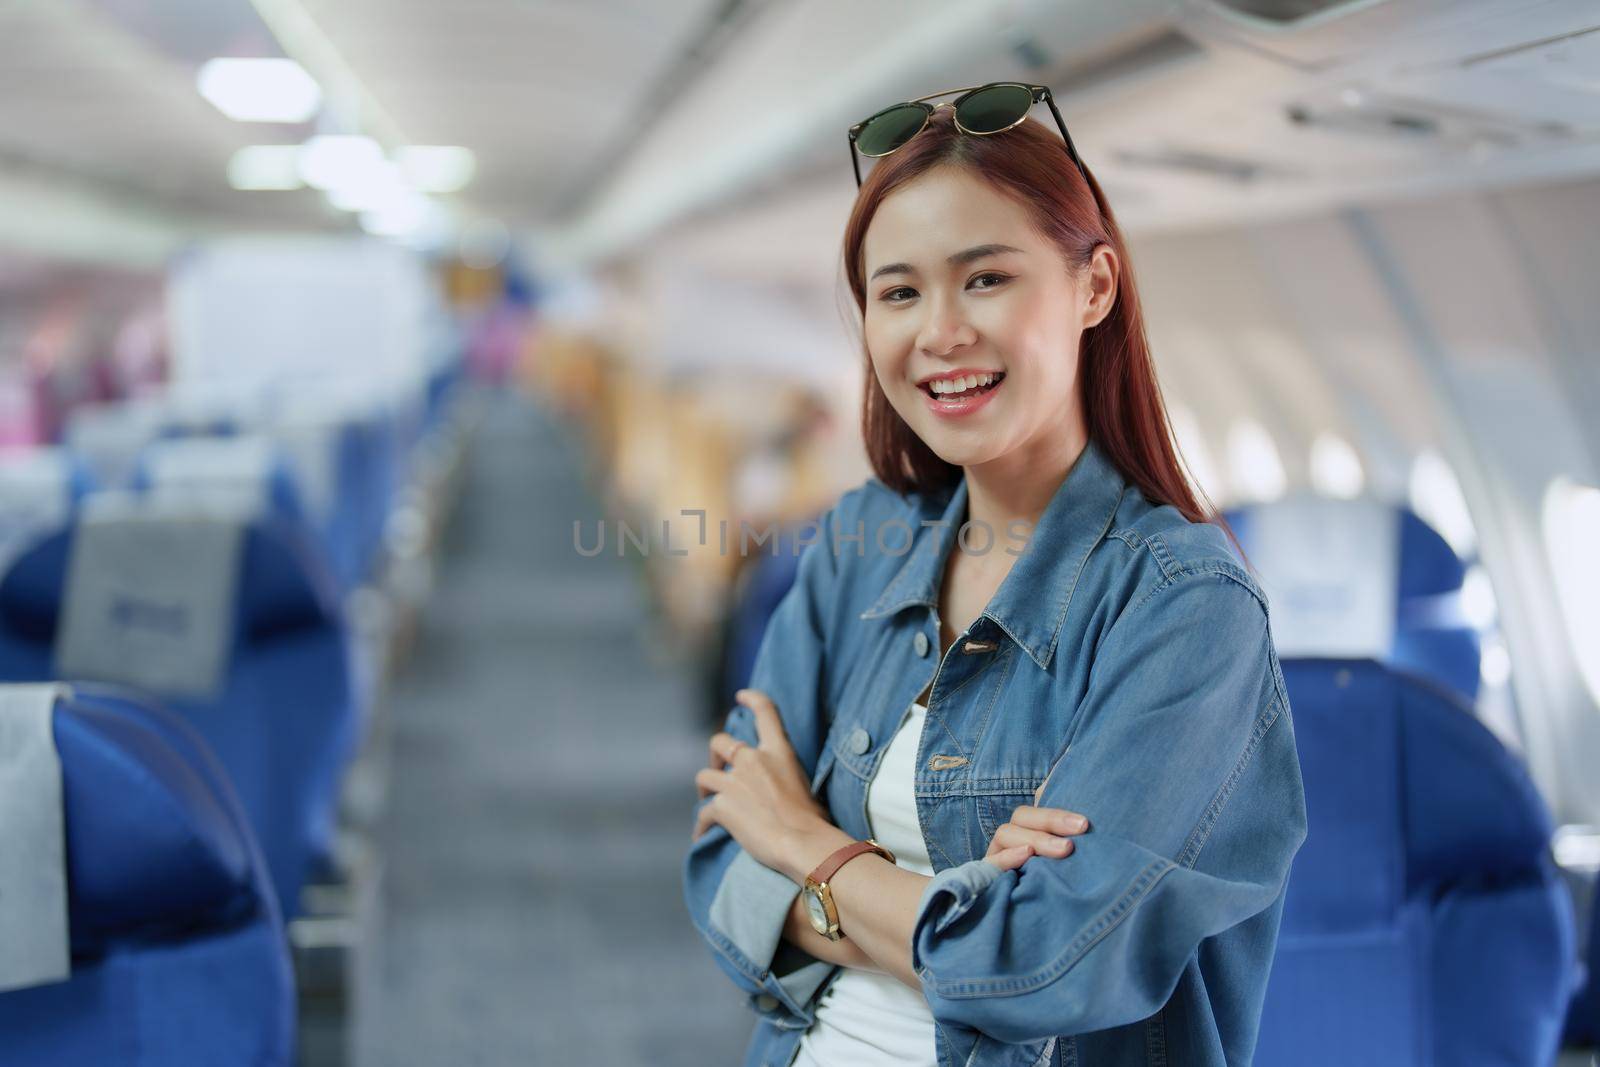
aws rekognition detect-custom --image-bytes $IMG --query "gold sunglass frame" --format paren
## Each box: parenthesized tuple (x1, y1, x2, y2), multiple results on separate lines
(846, 82, 1087, 188)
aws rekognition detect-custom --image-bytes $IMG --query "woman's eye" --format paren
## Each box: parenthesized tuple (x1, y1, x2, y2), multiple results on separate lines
(879, 274, 1005, 303)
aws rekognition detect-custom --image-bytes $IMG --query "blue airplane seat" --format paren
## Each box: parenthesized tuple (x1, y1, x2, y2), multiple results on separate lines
(0, 498, 359, 920)
(1225, 494, 1481, 704)
(0, 684, 294, 1064)
(722, 532, 806, 704)
(277, 383, 410, 589)
(277, 410, 373, 592)
(1254, 660, 1574, 1065)
(1391, 509, 1481, 703)
(327, 399, 404, 589)
(149, 380, 278, 442)
(131, 435, 318, 544)
(424, 358, 461, 429)
(0, 446, 97, 502)
(64, 399, 170, 490)
(1570, 891, 1600, 1044)
(0, 448, 96, 566)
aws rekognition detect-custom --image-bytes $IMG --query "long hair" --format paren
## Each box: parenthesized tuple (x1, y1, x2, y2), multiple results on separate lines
(841, 107, 1227, 535)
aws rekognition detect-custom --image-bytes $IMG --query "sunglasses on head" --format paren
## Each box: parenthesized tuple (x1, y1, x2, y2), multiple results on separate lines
(847, 82, 1087, 188)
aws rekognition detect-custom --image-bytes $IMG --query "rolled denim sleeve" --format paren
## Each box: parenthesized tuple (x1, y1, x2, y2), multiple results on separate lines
(910, 566, 1308, 1044)
(682, 501, 852, 1021)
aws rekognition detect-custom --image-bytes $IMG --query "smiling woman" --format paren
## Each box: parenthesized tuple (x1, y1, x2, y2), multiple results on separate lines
(685, 97, 1305, 1067)
(845, 110, 1209, 528)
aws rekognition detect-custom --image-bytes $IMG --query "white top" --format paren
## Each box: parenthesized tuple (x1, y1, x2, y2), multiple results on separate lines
(792, 701, 937, 1067)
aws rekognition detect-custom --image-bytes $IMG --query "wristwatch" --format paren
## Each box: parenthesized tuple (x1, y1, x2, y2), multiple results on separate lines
(801, 838, 897, 941)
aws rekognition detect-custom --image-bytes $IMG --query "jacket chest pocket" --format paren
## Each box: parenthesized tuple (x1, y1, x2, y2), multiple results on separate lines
(974, 785, 1045, 843)
(971, 745, 1071, 843)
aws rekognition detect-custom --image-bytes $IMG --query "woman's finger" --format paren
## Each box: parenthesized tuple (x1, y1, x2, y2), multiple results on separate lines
(736, 688, 790, 752)
(991, 822, 1076, 857)
(1008, 805, 1090, 836)
(691, 799, 719, 841)
(707, 732, 746, 771)
(984, 844, 1034, 872)
(694, 766, 732, 800)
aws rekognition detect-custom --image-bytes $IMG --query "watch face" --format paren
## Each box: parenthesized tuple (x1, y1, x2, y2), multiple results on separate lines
(803, 887, 829, 933)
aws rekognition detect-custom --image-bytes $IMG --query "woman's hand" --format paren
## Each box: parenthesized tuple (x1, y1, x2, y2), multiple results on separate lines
(983, 783, 1091, 872)
(692, 689, 833, 875)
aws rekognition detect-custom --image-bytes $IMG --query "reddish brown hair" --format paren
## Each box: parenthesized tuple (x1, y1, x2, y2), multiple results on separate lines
(842, 107, 1227, 534)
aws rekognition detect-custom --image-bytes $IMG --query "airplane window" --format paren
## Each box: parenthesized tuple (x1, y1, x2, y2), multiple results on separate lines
(1309, 432, 1364, 499)
(1542, 477, 1600, 706)
(1168, 404, 1224, 502)
(1460, 564, 1498, 631)
(1480, 634, 1513, 690)
(1226, 418, 1287, 503)
(1408, 449, 1477, 558)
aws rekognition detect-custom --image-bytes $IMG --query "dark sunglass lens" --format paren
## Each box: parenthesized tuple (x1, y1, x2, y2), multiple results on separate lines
(856, 104, 928, 156)
(956, 84, 1034, 134)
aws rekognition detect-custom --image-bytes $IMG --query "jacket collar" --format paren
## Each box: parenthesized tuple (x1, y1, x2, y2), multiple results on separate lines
(860, 437, 1128, 670)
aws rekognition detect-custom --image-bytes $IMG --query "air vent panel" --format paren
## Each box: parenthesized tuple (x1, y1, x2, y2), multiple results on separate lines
(1209, 0, 1376, 24)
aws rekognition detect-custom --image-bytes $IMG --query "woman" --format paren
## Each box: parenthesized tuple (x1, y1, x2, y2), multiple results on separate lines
(684, 83, 1306, 1067)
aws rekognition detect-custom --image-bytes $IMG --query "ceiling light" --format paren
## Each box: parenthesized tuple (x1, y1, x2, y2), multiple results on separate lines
(324, 161, 409, 212)
(396, 146, 477, 193)
(198, 58, 321, 123)
(228, 145, 303, 190)
(298, 135, 385, 191)
(360, 192, 438, 238)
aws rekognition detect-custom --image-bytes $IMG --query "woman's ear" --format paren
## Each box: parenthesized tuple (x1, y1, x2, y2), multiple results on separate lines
(1083, 244, 1119, 330)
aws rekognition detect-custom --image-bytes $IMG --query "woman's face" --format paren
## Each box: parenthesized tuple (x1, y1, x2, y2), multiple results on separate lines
(860, 165, 1114, 472)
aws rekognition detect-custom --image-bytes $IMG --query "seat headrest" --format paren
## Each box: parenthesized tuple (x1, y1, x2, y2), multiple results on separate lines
(0, 448, 94, 511)
(0, 518, 340, 650)
(64, 400, 168, 490)
(154, 381, 274, 436)
(133, 436, 309, 529)
(51, 687, 259, 949)
(0, 449, 93, 580)
(1226, 494, 1480, 702)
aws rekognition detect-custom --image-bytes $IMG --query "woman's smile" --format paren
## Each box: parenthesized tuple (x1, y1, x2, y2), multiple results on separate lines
(917, 368, 1006, 419)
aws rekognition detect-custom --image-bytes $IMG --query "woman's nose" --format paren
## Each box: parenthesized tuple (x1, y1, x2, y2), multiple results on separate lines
(916, 297, 978, 357)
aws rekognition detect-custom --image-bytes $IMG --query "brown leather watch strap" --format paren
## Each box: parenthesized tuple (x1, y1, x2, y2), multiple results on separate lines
(808, 838, 896, 884)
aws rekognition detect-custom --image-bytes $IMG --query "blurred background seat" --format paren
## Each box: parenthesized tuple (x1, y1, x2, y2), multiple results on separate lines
(1225, 494, 1482, 704)
(0, 683, 295, 1065)
(0, 488, 359, 921)
(0, 447, 94, 579)
(1254, 660, 1574, 1065)
(1229, 496, 1579, 1064)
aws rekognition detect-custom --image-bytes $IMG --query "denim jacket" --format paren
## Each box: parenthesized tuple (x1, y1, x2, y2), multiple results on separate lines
(683, 438, 1307, 1067)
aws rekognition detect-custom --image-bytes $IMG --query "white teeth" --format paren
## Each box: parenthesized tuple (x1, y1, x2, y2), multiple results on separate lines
(929, 372, 999, 395)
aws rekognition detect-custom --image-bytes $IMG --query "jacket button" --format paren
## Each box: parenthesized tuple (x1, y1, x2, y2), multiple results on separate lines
(755, 993, 779, 1012)
(848, 727, 871, 755)
(913, 631, 929, 657)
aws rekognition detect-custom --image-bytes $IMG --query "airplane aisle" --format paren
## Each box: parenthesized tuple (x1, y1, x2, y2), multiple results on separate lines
(353, 393, 751, 1065)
